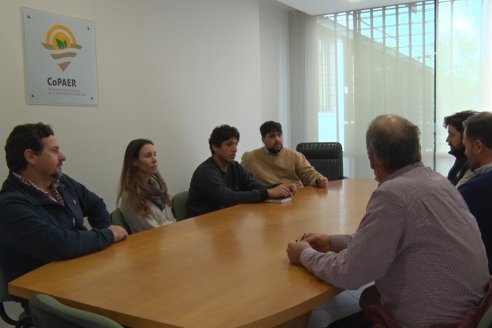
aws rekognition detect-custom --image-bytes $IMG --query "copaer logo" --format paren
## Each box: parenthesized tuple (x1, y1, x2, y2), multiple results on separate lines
(42, 24, 82, 72)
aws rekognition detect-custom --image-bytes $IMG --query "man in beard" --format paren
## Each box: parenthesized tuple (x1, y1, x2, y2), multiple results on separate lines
(459, 111, 492, 273)
(443, 110, 477, 186)
(0, 123, 127, 287)
(241, 121, 328, 188)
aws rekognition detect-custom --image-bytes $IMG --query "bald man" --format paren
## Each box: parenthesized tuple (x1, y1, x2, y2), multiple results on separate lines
(287, 115, 489, 328)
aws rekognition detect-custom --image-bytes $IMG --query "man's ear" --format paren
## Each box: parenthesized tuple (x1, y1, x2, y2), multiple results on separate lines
(475, 139, 485, 153)
(24, 149, 36, 165)
(211, 144, 218, 154)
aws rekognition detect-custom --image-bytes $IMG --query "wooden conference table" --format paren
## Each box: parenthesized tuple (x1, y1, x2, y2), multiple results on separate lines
(9, 179, 377, 328)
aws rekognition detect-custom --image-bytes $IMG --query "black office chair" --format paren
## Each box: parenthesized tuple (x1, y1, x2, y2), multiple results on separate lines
(0, 268, 32, 327)
(296, 142, 345, 180)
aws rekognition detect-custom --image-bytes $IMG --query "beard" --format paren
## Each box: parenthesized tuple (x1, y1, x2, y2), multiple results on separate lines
(52, 167, 63, 181)
(468, 159, 479, 172)
(449, 144, 464, 153)
(266, 145, 283, 155)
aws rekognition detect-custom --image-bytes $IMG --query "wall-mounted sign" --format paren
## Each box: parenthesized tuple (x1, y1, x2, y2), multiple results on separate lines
(23, 7, 98, 106)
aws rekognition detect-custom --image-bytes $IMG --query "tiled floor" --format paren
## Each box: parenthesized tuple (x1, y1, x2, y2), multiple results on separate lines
(1, 285, 371, 328)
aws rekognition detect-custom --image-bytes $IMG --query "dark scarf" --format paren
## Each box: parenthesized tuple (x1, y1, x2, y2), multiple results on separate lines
(142, 175, 168, 210)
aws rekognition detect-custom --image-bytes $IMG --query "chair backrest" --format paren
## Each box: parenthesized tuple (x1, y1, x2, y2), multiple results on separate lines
(110, 209, 131, 234)
(478, 306, 492, 328)
(172, 191, 189, 221)
(29, 294, 123, 328)
(296, 142, 344, 180)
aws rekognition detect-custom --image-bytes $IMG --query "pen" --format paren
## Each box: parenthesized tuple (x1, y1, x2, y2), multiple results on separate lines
(296, 233, 306, 242)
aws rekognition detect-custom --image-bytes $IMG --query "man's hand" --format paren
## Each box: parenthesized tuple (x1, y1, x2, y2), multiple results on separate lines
(267, 184, 293, 199)
(286, 241, 311, 265)
(316, 176, 328, 188)
(301, 233, 331, 252)
(286, 183, 297, 197)
(109, 225, 128, 242)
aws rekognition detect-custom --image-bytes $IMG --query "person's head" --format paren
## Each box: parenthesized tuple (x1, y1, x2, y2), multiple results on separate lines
(443, 110, 478, 152)
(366, 115, 421, 179)
(462, 111, 492, 171)
(118, 138, 170, 210)
(121, 139, 158, 181)
(208, 125, 240, 162)
(5, 123, 65, 180)
(260, 121, 283, 154)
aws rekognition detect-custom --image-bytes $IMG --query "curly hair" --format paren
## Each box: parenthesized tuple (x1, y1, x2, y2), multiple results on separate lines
(443, 110, 478, 133)
(208, 125, 240, 155)
(5, 123, 54, 173)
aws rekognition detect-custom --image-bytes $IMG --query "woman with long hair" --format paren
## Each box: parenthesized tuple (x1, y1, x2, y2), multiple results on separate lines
(117, 139, 175, 232)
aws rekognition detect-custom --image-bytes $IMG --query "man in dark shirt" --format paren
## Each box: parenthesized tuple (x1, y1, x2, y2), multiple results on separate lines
(0, 123, 128, 285)
(186, 124, 296, 218)
(443, 110, 477, 186)
(458, 111, 492, 273)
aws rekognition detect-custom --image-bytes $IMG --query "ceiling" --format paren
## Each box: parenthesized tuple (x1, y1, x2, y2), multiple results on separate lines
(275, 0, 422, 15)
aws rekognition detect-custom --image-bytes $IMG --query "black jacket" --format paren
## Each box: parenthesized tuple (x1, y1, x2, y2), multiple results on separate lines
(0, 173, 114, 283)
(447, 148, 469, 186)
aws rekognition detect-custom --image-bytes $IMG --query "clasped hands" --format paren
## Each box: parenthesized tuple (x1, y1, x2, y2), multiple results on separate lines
(267, 183, 297, 199)
(287, 233, 331, 265)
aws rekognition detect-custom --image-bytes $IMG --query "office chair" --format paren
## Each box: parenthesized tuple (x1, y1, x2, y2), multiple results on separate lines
(296, 142, 345, 180)
(478, 306, 492, 328)
(0, 268, 32, 327)
(172, 191, 189, 221)
(110, 209, 131, 234)
(29, 294, 123, 328)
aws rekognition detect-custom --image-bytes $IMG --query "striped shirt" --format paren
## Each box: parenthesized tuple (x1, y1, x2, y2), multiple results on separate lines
(301, 162, 489, 328)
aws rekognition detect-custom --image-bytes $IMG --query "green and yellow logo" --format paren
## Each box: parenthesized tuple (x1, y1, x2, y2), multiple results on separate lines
(42, 25, 82, 71)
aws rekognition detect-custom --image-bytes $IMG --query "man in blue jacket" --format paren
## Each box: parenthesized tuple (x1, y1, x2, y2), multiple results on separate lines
(0, 123, 128, 286)
(459, 111, 492, 273)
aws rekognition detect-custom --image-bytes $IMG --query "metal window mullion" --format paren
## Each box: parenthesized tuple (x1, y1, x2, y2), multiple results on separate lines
(334, 13, 340, 138)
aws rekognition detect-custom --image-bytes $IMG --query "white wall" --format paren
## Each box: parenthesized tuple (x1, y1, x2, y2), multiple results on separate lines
(259, 0, 291, 145)
(0, 0, 292, 211)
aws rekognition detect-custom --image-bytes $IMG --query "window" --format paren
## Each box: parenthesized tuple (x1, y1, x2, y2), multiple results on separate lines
(291, 0, 491, 178)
